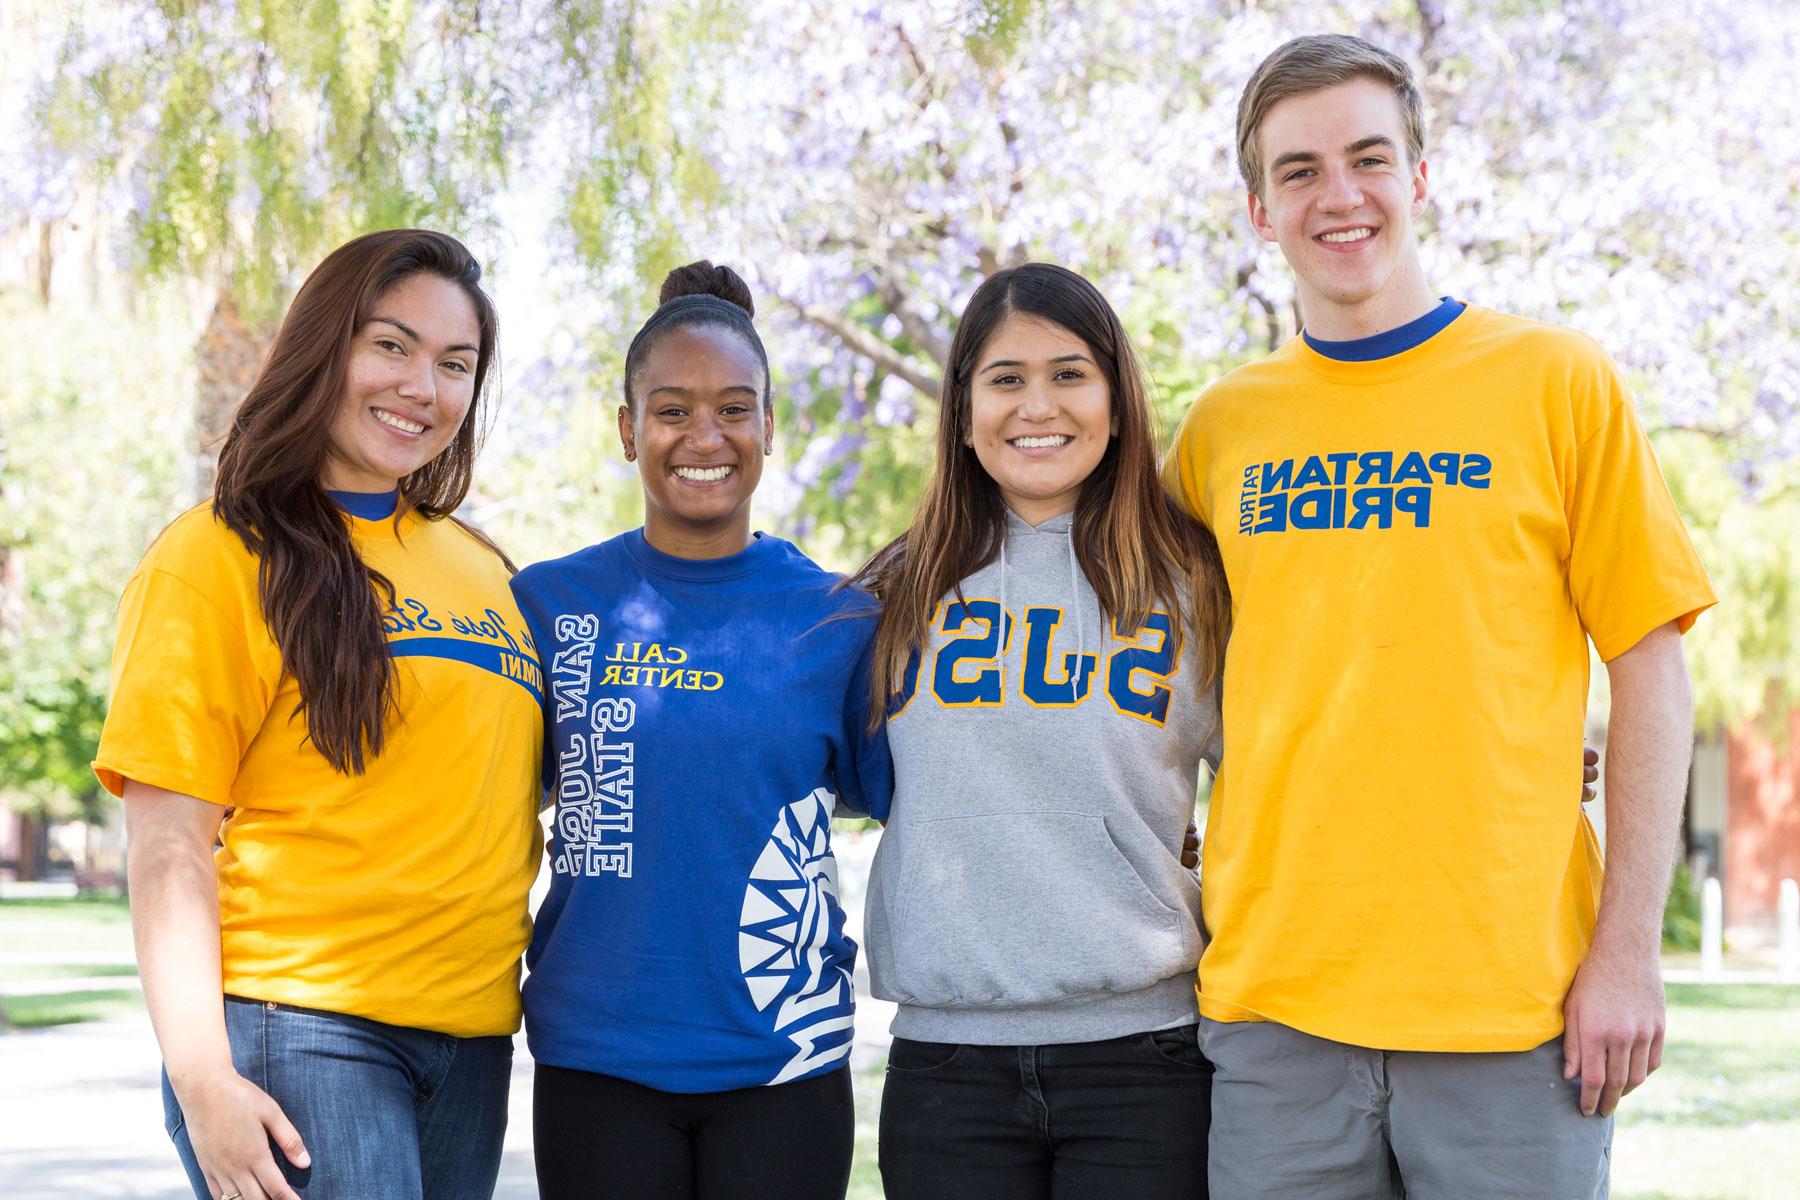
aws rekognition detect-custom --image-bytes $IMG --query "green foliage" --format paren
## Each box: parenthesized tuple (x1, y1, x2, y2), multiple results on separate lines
(1662, 862, 1703, 952)
(1651, 432, 1800, 734)
(0, 292, 192, 818)
(34, 0, 517, 321)
(552, 0, 730, 305)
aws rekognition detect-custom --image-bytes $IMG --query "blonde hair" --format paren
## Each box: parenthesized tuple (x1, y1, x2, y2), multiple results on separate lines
(1236, 35, 1425, 194)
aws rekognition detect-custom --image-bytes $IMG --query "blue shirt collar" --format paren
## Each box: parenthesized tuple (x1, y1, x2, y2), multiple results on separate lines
(1303, 297, 1466, 362)
(326, 489, 400, 521)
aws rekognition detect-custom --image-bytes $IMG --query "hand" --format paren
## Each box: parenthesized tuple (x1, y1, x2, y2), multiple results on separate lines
(1180, 818, 1200, 869)
(174, 1068, 310, 1200)
(1561, 945, 1665, 1117)
(1582, 744, 1600, 802)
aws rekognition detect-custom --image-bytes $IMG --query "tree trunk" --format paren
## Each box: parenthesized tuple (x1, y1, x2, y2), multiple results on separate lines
(16, 812, 45, 882)
(194, 291, 273, 494)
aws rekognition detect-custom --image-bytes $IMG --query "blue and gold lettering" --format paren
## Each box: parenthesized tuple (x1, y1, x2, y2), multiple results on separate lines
(1347, 487, 1393, 529)
(1106, 613, 1182, 727)
(932, 599, 1011, 708)
(1020, 608, 1097, 707)
(1460, 453, 1492, 488)
(1356, 450, 1393, 485)
(1394, 486, 1432, 526)
(1393, 451, 1432, 485)
(1290, 488, 1333, 530)
(887, 645, 923, 718)
(1255, 492, 1288, 533)
(1292, 456, 1331, 489)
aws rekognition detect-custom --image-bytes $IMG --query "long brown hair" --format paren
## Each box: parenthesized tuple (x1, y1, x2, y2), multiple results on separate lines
(850, 262, 1229, 722)
(213, 229, 502, 773)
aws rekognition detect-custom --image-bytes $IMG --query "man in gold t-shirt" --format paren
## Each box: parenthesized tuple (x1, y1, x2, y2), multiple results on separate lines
(1163, 34, 1716, 1200)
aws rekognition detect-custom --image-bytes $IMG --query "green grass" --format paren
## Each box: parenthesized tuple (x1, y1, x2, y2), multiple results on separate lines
(0, 962, 138, 983)
(1613, 983, 1800, 1200)
(0, 894, 134, 955)
(0, 988, 145, 1029)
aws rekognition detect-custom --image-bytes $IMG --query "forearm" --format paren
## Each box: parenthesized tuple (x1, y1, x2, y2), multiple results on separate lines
(125, 789, 233, 1091)
(1592, 624, 1693, 961)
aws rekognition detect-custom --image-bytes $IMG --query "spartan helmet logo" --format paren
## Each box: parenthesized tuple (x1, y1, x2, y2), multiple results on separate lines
(737, 788, 856, 1084)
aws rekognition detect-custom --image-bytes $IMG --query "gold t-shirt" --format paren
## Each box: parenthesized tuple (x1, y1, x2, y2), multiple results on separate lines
(95, 504, 543, 1037)
(1163, 307, 1716, 1051)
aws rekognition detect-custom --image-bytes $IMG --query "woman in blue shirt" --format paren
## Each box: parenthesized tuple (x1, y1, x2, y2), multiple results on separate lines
(511, 262, 891, 1200)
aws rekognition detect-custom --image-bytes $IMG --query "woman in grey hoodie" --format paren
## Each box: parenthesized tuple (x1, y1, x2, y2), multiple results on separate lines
(849, 262, 1231, 1198)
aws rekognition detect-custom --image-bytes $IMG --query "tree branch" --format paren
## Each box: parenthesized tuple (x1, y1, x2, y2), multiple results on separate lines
(873, 273, 950, 367)
(776, 294, 943, 399)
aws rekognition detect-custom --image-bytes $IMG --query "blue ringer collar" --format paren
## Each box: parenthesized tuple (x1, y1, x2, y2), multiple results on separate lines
(1303, 297, 1466, 362)
(327, 489, 400, 520)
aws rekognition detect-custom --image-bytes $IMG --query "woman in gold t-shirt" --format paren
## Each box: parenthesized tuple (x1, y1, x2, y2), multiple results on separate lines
(94, 230, 541, 1200)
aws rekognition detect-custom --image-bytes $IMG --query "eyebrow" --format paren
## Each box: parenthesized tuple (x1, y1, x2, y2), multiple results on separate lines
(368, 316, 480, 356)
(1270, 135, 1399, 175)
(645, 384, 762, 399)
(977, 352, 1095, 373)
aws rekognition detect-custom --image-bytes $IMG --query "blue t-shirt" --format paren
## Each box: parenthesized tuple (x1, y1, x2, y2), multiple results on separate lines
(510, 528, 893, 1093)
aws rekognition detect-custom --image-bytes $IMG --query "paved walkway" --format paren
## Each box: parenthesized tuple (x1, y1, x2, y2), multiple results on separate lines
(0, 995, 897, 1199)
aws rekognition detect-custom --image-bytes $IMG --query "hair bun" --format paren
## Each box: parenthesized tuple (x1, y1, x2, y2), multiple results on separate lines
(658, 260, 755, 317)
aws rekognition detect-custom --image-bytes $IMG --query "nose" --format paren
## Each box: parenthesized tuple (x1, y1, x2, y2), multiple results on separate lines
(1018, 382, 1058, 422)
(395, 354, 437, 405)
(1318, 165, 1364, 213)
(685, 410, 726, 450)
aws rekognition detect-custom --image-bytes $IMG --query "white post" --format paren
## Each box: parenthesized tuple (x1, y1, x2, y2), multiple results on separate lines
(1779, 879, 1799, 982)
(1701, 876, 1724, 979)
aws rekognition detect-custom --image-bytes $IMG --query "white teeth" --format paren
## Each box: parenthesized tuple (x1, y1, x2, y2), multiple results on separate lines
(1320, 228, 1374, 244)
(674, 465, 733, 482)
(373, 409, 426, 434)
(1012, 435, 1071, 449)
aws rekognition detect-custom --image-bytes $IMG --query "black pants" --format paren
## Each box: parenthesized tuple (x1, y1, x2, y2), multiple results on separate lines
(879, 1025, 1211, 1200)
(533, 1062, 854, 1200)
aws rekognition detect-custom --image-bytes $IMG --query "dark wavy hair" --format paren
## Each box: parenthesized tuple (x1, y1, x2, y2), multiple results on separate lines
(850, 262, 1229, 724)
(213, 229, 503, 773)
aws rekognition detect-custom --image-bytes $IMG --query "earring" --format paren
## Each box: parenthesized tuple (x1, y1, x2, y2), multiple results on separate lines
(624, 442, 637, 462)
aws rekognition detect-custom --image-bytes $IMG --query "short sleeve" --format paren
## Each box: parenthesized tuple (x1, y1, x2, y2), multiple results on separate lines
(1161, 402, 1207, 522)
(508, 575, 559, 800)
(834, 627, 894, 821)
(93, 566, 279, 806)
(1566, 370, 1717, 661)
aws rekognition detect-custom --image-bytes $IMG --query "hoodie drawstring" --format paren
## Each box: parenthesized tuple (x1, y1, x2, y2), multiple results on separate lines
(1067, 529, 1085, 657)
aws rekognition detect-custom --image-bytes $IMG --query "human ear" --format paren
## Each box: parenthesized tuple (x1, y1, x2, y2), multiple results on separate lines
(1410, 157, 1430, 216)
(1247, 190, 1279, 243)
(617, 403, 636, 462)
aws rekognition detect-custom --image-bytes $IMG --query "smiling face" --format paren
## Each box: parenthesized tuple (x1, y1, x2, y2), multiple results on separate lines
(1248, 76, 1436, 340)
(964, 313, 1116, 525)
(621, 322, 771, 558)
(321, 272, 480, 493)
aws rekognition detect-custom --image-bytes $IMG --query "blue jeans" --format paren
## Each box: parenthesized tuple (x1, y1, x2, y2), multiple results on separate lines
(163, 996, 514, 1200)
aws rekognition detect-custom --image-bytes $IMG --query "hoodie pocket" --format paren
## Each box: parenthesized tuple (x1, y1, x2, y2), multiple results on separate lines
(886, 811, 1195, 1008)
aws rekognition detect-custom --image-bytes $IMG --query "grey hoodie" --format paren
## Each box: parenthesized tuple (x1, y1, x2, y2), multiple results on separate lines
(863, 510, 1222, 1045)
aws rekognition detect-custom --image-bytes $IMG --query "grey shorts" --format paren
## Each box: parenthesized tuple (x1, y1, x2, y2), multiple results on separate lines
(1202, 1017, 1612, 1199)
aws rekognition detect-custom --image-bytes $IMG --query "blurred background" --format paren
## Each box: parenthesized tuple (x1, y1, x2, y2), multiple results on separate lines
(1, 1, 1797, 1197)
